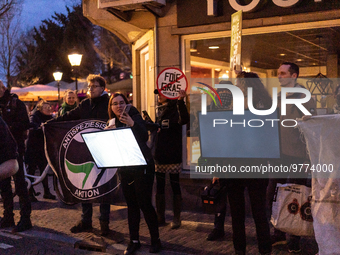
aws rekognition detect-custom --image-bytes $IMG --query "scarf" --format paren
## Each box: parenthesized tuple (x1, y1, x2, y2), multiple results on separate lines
(156, 103, 168, 119)
(60, 102, 77, 115)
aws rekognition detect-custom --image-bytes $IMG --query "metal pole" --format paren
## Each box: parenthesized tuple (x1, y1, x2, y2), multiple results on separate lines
(58, 81, 60, 104)
(75, 76, 78, 94)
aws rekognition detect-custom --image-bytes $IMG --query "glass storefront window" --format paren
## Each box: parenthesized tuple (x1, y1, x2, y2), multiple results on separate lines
(183, 26, 340, 169)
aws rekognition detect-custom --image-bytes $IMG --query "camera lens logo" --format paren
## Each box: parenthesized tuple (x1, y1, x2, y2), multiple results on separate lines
(287, 198, 299, 215)
(287, 196, 313, 222)
(300, 196, 313, 222)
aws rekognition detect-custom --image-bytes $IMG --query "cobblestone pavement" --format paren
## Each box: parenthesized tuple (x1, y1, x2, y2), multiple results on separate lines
(0, 177, 319, 255)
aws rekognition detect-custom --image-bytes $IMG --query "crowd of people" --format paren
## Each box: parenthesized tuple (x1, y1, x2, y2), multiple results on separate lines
(0, 61, 337, 254)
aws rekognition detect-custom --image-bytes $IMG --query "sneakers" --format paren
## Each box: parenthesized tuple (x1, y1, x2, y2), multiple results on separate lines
(149, 239, 162, 253)
(124, 241, 141, 255)
(70, 221, 93, 233)
(0, 217, 15, 228)
(43, 192, 56, 200)
(271, 234, 287, 246)
(12, 219, 32, 232)
(288, 242, 301, 253)
(206, 228, 225, 241)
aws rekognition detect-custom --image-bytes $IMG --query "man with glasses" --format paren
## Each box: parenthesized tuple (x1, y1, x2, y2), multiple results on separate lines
(48, 74, 111, 236)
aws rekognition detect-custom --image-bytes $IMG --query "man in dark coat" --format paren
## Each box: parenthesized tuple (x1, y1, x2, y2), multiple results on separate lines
(0, 117, 19, 180)
(269, 62, 316, 253)
(48, 74, 111, 236)
(0, 81, 32, 232)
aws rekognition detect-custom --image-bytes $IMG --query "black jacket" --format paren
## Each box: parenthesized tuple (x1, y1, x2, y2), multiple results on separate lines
(113, 105, 153, 165)
(154, 99, 189, 164)
(50, 93, 110, 122)
(0, 117, 17, 165)
(0, 90, 29, 153)
(25, 110, 53, 165)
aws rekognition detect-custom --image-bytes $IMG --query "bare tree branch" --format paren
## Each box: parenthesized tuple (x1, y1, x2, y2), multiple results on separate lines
(0, 3, 22, 89)
(0, 0, 22, 20)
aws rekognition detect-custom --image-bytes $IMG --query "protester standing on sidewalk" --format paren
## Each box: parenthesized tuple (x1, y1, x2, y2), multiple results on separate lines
(206, 81, 233, 241)
(0, 81, 32, 233)
(25, 100, 55, 201)
(267, 62, 316, 253)
(153, 89, 189, 229)
(227, 72, 272, 255)
(106, 93, 161, 255)
(0, 116, 19, 180)
(48, 74, 111, 236)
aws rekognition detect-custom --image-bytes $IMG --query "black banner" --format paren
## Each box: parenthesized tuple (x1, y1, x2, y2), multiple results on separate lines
(44, 119, 120, 204)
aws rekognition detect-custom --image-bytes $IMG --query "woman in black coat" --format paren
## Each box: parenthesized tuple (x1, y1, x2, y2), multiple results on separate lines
(227, 72, 272, 255)
(25, 100, 55, 201)
(106, 93, 160, 255)
(153, 89, 189, 229)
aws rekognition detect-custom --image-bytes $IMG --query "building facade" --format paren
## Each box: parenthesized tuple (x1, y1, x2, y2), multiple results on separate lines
(83, 0, 340, 170)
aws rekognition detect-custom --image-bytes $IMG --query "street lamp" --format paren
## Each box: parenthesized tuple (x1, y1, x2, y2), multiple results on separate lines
(68, 49, 82, 93)
(53, 68, 63, 105)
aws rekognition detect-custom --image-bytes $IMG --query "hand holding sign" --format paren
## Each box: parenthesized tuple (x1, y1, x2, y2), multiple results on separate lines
(157, 67, 188, 100)
(178, 90, 186, 100)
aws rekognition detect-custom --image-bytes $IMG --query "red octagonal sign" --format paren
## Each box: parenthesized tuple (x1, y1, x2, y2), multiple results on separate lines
(156, 67, 188, 100)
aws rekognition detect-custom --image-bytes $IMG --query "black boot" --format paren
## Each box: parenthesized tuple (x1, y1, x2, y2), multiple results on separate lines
(43, 177, 56, 200)
(171, 194, 182, 229)
(156, 194, 166, 226)
(149, 239, 162, 253)
(0, 179, 15, 228)
(29, 187, 38, 202)
(70, 221, 93, 233)
(43, 192, 56, 200)
(100, 221, 110, 236)
(0, 217, 15, 228)
(12, 217, 32, 232)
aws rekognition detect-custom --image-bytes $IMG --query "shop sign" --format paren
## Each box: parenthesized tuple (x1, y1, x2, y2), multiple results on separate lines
(177, 0, 337, 28)
(214, 0, 314, 13)
(208, 0, 323, 13)
(230, 10, 242, 72)
(157, 67, 188, 99)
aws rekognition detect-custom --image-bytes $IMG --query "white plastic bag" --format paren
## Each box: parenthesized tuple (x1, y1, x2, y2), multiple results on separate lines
(297, 115, 340, 254)
(271, 183, 314, 236)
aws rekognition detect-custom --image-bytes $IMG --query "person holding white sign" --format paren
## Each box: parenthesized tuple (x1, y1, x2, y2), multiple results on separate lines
(107, 93, 161, 255)
(153, 89, 189, 229)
